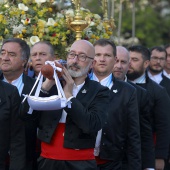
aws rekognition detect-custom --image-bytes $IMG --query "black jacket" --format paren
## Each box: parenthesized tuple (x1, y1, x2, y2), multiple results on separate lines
(99, 76, 141, 170)
(137, 75, 170, 159)
(0, 80, 25, 170)
(128, 81, 155, 169)
(38, 77, 110, 149)
(0, 72, 39, 163)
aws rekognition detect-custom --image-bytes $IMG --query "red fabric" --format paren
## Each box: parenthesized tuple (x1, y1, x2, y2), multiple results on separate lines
(41, 123, 95, 160)
(153, 132, 156, 145)
(95, 156, 110, 165)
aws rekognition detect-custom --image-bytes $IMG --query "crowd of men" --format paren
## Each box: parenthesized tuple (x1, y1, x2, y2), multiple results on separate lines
(0, 37, 170, 170)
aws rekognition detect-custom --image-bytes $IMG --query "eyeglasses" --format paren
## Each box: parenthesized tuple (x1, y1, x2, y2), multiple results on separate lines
(150, 56, 166, 62)
(67, 52, 93, 62)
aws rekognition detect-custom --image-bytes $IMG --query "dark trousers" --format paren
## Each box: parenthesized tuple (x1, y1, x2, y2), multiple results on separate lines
(164, 159, 170, 170)
(97, 161, 122, 170)
(38, 157, 97, 170)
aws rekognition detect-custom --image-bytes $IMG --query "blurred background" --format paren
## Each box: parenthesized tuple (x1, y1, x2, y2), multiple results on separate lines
(81, 0, 170, 47)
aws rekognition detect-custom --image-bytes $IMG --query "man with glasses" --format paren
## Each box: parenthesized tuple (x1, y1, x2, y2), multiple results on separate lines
(148, 46, 170, 96)
(127, 45, 170, 170)
(148, 46, 170, 170)
(163, 44, 170, 79)
(36, 40, 110, 170)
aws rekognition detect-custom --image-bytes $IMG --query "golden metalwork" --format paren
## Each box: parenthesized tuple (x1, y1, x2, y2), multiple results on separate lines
(66, 0, 90, 40)
(101, 0, 116, 31)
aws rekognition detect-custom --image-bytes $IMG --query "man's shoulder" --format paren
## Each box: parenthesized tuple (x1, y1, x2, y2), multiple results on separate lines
(0, 80, 16, 90)
(161, 74, 170, 84)
(114, 79, 136, 91)
(23, 74, 36, 84)
(86, 78, 109, 89)
(147, 78, 166, 91)
(128, 81, 147, 93)
(0, 80, 18, 97)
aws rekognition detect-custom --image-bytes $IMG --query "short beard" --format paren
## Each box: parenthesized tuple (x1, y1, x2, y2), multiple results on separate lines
(127, 70, 144, 81)
(148, 66, 163, 74)
(67, 63, 91, 78)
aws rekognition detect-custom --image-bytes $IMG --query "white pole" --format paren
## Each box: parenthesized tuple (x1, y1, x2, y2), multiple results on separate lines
(132, 0, 135, 45)
(111, 0, 114, 18)
(117, 0, 123, 45)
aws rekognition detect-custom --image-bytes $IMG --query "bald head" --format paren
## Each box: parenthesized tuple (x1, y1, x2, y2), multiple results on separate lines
(116, 46, 130, 61)
(67, 40, 94, 79)
(70, 40, 95, 59)
(113, 46, 130, 80)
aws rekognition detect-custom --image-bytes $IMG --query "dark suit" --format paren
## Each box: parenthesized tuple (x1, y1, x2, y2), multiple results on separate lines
(0, 80, 25, 170)
(21, 74, 40, 170)
(21, 77, 110, 170)
(128, 81, 155, 169)
(38, 77, 109, 148)
(0, 72, 39, 170)
(136, 75, 170, 160)
(160, 73, 170, 97)
(151, 73, 170, 170)
(98, 76, 141, 170)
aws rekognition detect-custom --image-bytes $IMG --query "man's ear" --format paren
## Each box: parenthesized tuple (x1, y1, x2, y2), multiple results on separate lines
(144, 60, 150, 69)
(91, 59, 96, 69)
(22, 59, 28, 68)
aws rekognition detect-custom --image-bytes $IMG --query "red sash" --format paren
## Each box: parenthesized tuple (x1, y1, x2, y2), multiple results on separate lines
(41, 123, 94, 160)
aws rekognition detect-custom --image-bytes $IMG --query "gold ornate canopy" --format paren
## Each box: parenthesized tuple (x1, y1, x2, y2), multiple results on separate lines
(66, 0, 116, 40)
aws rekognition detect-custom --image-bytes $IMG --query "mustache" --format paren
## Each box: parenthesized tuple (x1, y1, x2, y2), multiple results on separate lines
(154, 64, 161, 67)
(68, 63, 81, 69)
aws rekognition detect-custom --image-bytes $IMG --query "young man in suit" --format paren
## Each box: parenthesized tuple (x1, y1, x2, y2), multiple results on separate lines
(36, 40, 110, 170)
(148, 47, 170, 170)
(127, 45, 170, 170)
(113, 46, 155, 170)
(0, 38, 39, 170)
(91, 39, 141, 170)
(148, 46, 170, 96)
(0, 80, 25, 170)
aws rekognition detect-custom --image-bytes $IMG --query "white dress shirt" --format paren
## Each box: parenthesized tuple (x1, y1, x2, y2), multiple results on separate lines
(148, 71, 162, 84)
(163, 70, 170, 79)
(90, 73, 113, 156)
(3, 74, 24, 96)
(59, 82, 85, 123)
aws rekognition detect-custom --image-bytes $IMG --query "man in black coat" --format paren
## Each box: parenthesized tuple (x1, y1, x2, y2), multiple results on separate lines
(91, 39, 141, 170)
(148, 46, 170, 97)
(148, 46, 170, 170)
(163, 44, 170, 79)
(0, 80, 25, 170)
(113, 46, 155, 169)
(127, 45, 170, 170)
(31, 40, 110, 170)
(0, 38, 39, 170)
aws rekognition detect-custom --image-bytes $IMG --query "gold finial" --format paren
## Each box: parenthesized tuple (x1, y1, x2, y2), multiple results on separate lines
(71, 0, 80, 10)
(66, 0, 90, 40)
(102, 0, 116, 31)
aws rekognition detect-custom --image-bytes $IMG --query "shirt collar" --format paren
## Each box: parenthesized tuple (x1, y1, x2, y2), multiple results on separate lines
(163, 70, 170, 79)
(91, 73, 113, 89)
(147, 71, 162, 84)
(131, 73, 146, 84)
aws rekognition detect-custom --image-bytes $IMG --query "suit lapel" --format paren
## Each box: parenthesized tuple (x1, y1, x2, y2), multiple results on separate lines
(110, 76, 122, 95)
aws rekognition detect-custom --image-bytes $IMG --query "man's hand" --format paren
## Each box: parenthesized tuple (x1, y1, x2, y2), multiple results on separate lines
(42, 78, 55, 91)
(155, 159, 165, 170)
(62, 67, 74, 99)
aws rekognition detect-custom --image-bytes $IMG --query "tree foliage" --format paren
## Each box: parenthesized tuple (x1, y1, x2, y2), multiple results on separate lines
(84, 0, 170, 47)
